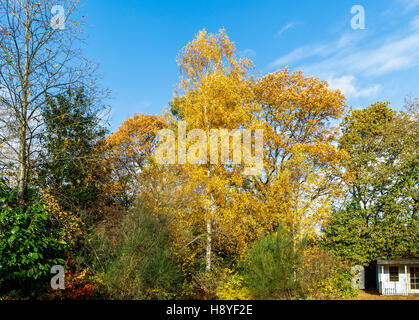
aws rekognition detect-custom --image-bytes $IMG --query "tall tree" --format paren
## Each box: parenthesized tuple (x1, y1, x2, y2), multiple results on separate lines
(171, 29, 256, 271)
(38, 88, 107, 220)
(158, 30, 348, 274)
(249, 69, 347, 241)
(0, 0, 97, 198)
(322, 102, 419, 264)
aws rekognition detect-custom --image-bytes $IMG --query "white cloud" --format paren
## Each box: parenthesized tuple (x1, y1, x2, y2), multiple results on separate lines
(410, 14, 419, 29)
(270, 15, 419, 83)
(269, 45, 324, 68)
(327, 75, 381, 99)
(269, 33, 362, 69)
(398, 0, 419, 11)
(267, 4, 419, 102)
(239, 48, 256, 58)
(277, 22, 296, 37)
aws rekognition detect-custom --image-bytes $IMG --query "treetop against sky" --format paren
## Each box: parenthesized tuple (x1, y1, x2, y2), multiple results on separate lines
(79, 0, 419, 131)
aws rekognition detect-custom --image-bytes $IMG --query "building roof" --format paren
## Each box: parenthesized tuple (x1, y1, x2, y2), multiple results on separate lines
(377, 257, 419, 265)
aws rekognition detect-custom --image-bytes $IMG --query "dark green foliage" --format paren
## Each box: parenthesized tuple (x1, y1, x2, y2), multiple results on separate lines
(83, 202, 182, 299)
(241, 225, 302, 299)
(0, 179, 67, 297)
(322, 103, 419, 265)
(39, 88, 107, 220)
(322, 204, 418, 265)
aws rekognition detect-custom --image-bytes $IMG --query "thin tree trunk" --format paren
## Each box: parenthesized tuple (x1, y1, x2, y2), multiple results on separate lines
(205, 158, 212, 272)
(206, 215, 212, 272)
(17, 123, 28, 199)
(204, 102, 212, 272)
(17, 7, 31, 200)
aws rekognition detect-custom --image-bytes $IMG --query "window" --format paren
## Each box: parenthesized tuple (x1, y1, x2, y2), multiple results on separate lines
(410, 267, 419, 290)
(389, 266, 399, 282)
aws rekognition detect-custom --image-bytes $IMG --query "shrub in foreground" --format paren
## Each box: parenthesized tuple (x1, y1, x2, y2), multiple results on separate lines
(241, 225, 302, 299)
(0, 179, 67, 298)
(84, 203, 182, 299)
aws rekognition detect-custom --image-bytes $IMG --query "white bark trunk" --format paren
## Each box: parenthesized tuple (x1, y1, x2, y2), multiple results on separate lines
(206, 217, 212, 272)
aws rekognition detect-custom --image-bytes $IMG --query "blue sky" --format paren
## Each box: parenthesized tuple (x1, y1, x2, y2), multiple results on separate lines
(80, 0, 419, 130)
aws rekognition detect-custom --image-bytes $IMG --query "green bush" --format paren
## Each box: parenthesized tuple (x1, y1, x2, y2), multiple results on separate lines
(0, 179, 67, 298)
(241, 225, 302, 299)
(84, 202, 182, 299)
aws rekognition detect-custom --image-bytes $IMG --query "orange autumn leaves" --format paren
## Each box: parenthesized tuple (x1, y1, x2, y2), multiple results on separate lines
(103, 114, 168, 205)
(251, 69, 348, 239)
(106, 113, 167, 168)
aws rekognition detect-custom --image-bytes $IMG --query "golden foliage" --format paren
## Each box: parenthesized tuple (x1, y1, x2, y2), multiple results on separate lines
(43, 192, 84, 246)
(103, 113, 168, 204)
(96, 29, 349, 275)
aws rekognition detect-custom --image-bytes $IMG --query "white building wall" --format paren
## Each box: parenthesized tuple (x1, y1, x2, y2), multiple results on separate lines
(378, 264, 408, 296)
